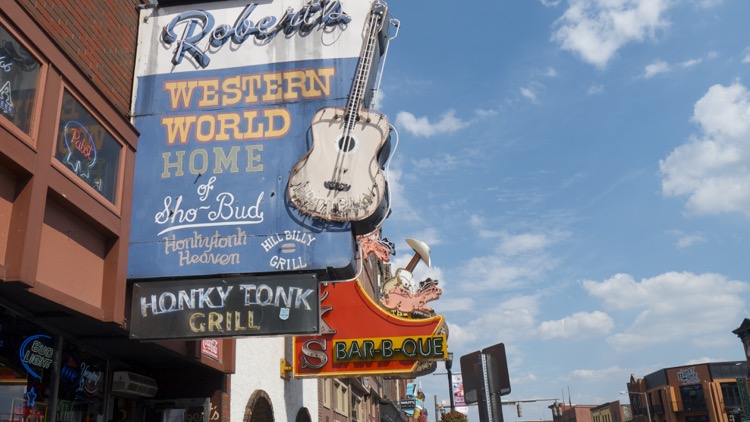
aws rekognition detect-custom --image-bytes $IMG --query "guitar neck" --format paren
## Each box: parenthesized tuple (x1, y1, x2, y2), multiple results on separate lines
(344, 3, 386, 128)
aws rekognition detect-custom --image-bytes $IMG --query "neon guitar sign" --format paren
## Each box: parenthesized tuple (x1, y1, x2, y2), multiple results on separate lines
(288, 1, 390, 224)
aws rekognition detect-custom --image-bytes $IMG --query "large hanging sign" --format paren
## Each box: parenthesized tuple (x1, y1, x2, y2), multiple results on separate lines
(128, 0, 385, 280)
(293, 279, 446, 378)
(129, 274, 319, 339)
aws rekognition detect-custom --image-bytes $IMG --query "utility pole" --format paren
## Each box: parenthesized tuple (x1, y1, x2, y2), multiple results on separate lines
(446, 352, 455, 411)
(435, 395, 440, 422)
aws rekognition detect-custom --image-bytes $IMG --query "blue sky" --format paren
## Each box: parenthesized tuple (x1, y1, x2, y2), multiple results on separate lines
(373, 0, 750, 419)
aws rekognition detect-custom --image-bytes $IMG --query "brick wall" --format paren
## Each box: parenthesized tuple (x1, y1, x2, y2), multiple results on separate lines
(16, 0, 145, 118)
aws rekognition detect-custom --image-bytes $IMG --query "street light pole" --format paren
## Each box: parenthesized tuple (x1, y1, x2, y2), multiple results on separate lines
(434, 395, 440, 422)
(446, 352, 455, 411)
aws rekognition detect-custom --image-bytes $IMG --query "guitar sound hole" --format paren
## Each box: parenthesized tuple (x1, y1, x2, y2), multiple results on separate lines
(338, 136, 356, 152)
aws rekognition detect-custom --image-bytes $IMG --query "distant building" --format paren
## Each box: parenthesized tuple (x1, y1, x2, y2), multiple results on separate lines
(626, 361, 747, 422)
(591, 401, 630, 422)
(550, 403, 596, 422)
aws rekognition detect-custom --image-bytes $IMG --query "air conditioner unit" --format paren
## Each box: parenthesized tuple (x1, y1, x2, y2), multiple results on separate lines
(112, 371, 158, 398)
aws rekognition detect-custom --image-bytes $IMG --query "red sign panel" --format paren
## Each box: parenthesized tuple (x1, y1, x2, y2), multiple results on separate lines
(293, 279, 446, 378)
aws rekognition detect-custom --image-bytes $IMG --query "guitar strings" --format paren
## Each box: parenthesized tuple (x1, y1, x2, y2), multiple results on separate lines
(332, 7, 384, 191)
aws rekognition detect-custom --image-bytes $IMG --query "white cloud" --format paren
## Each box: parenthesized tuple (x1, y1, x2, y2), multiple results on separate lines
(569, 365, 627, 381)
(475, 108, 499, 118)
(551, 0, 670, 68)
(385, 166, 421, 223)
(582, 272, 747, 351)
(498, 232, 555, 256)
(671, 231, 707, 248)
(458, 226, 568, 291)
(679, 58, 702, 68)
(520, 86, 539, 102)
(660, 82, 750, 216)
(692, 0, 722, 7)
(538, 311, 614, 339)
(587, 84, 604, 95)
(372, 89, 386, 109)
(412, 153, 467, 174)
(511, 373, 539, 385)
(444, 321, 477, 345)
(395, 110, 470, 137)
(459, 295, 541, 343)
(442, 296, 542, 350)
(643, 60, 671, 78)
(433, 297, 474, 313)
(642, 55, 709, 78)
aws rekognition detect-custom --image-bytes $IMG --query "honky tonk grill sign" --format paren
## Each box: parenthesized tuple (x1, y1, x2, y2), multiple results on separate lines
(293, 279, 446, 378)
(130, 274, 319, 340)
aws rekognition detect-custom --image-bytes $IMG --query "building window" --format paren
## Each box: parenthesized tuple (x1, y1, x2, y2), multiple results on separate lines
(721, 382, 741, 409)
(351, 394, 363, 422)
(322, 378, 332, 409)
(56, 340, 107, 422)
(55, 89, 122, 204)
(0, 311, 55, 422)
(0, 23, 41, 134)
(333, 380, 349, 415)
(680, 384, 706, 411)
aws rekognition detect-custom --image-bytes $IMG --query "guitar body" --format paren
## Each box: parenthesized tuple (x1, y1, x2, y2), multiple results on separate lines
(288, 106, 390, 222)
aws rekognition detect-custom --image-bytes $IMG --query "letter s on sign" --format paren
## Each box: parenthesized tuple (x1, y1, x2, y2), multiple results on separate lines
(301, 339, 328, 369)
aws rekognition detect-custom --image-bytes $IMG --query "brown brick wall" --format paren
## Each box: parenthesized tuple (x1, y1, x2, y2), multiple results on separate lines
(16, 0, 146, 118)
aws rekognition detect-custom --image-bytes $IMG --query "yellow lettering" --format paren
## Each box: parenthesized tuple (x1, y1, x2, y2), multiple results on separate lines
(196, 114, 215, 142)
(240, 110, 264, 140)
(304, 67, 335, 97)
(208, 312, 223, 332)
(245, 311, 261, 330)
(242, 74, 262, 104)
(222, 75, 242, 106)
(197, 79, 220, 107)
(262, 73, 283, 102)
(163, 80, 199, 109)
(216, 113, 241, 141)
(283, 70, 306, 100)
(264, 108, 290, 138)
(189, 313, 206, 332)
(162, 115, 197, 145)
(163, 67, 335, 111)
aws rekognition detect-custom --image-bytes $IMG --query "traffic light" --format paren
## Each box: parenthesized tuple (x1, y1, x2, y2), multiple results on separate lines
(517, 404, 523, 417)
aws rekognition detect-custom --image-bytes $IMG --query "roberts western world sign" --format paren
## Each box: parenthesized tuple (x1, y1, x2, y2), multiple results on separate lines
(129, 274, 319, 339)
(127, 0, 380, 280)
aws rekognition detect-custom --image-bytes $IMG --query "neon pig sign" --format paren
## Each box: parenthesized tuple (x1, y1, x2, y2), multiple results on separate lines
(161, 0, 352, 68)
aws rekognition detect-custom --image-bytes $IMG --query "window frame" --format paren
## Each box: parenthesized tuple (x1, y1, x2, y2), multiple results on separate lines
(322, 378, 332, 409)
(333, 380, 349, 416)
(0, 14, 47, 147)
(50, 84, 126, 212)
